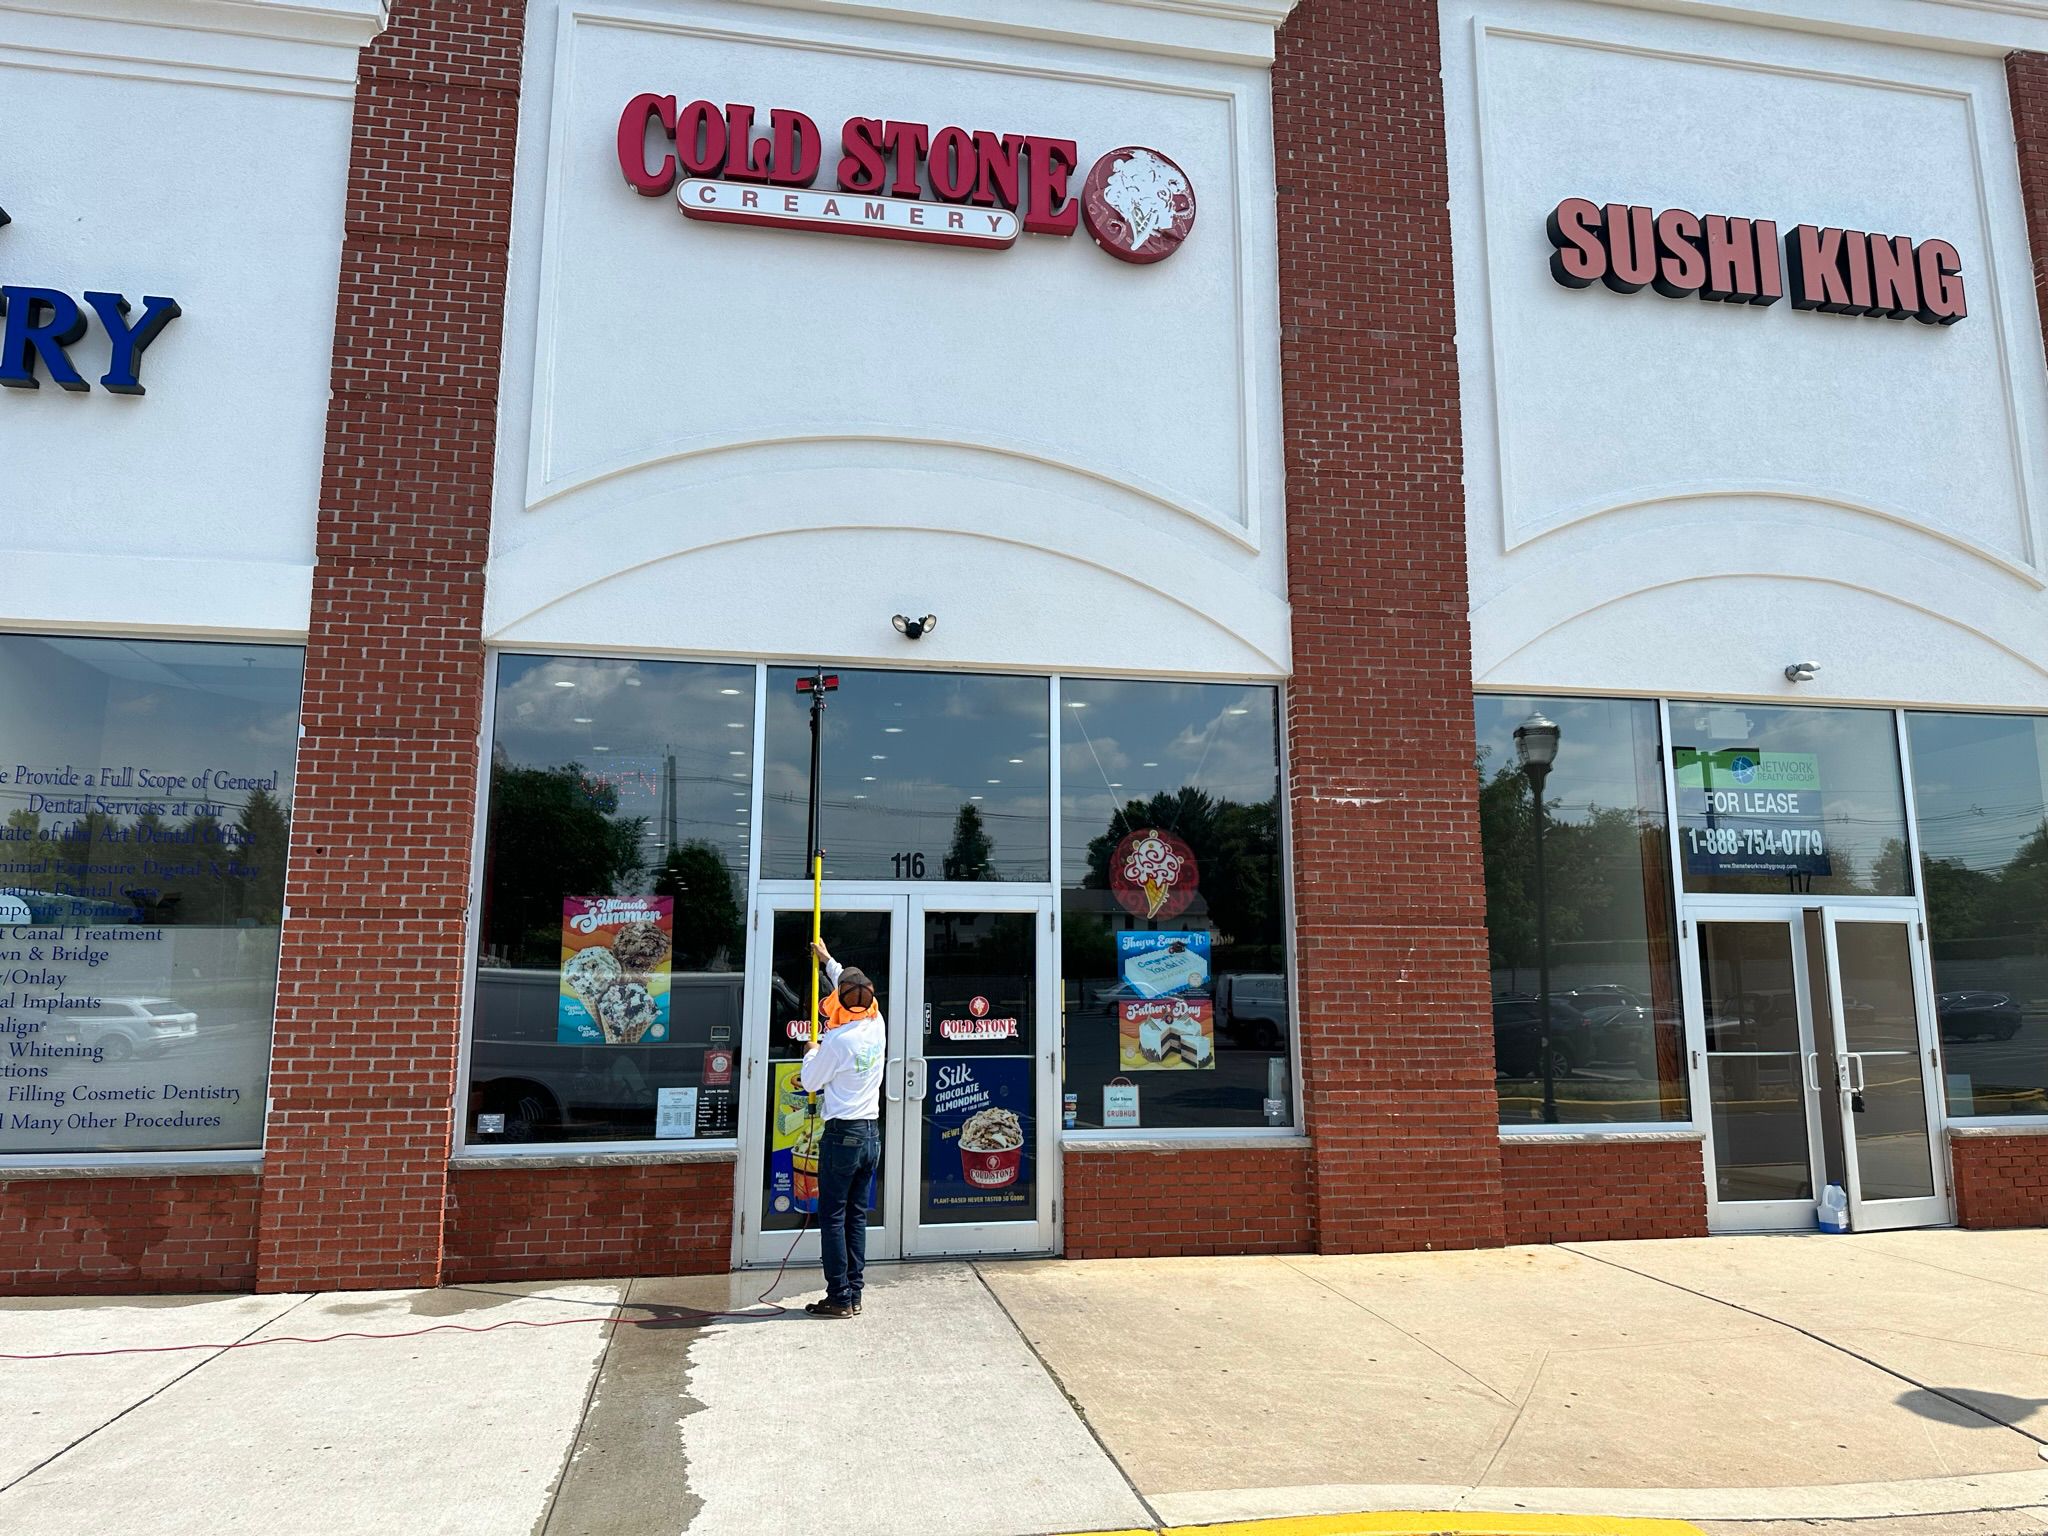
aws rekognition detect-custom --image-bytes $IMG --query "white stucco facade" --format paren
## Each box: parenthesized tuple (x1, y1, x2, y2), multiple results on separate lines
(1444, 0, 2048, 709)
(486, 0, 1294, 679)
(0, 0, 385, 639)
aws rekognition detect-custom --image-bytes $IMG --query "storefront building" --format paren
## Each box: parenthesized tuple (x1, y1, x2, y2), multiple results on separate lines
(3, 0, 2046, 1294)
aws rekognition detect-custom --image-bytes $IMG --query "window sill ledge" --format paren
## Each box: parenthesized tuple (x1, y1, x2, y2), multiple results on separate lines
(0, 1158, 262, 1180)
(450, 1147, 739, 1170)
(1498, 1127, 1704, 1144)
(1946, 1121, 2048, 1139)
(1061, 1135, 1311, 1154)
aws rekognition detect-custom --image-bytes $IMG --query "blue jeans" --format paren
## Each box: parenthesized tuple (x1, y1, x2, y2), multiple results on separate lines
(817, 1118, 880, 1307)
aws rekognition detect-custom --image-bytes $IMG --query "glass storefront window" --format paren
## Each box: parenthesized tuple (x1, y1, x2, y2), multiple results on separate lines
(1670, 702, 1910, 897)
(1905, 711, 2048, 1117)
(1060, 680, 1292, 1131)
(1473, 695, 1687, 1125)
(468, 654, 752, 1144)
(762, 668, 1050, 882)
(0, 635, 303, 1156)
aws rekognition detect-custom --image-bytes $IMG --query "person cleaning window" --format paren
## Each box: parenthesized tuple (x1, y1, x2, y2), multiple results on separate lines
(799, 938, 886, 1318)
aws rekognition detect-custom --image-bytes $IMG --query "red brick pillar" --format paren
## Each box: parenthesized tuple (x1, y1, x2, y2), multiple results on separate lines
(2008, 53, 2048, 359)
(1274, 0, 1505, 1253)
(257, 0, 525, 1290)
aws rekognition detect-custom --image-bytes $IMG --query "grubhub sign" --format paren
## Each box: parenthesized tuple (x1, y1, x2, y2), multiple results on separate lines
(617, 96, 1197, 264)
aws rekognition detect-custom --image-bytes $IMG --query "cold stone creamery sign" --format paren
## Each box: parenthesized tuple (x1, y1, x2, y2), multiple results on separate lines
(1546, 199, 1966, 325)
(617, 97, 1197, 264)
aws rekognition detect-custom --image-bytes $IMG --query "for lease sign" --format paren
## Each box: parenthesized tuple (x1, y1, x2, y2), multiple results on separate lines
(1674, 749, 1831, 878)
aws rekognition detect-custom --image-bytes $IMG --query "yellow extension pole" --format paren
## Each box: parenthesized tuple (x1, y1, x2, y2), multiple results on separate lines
(809, 852, 824, 1049)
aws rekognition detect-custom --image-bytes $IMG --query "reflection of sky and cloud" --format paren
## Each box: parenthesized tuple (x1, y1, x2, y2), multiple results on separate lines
(1060, 680, 1281, 884)
(1474, 695, 1663, 828)
(0, 636, 303, 825)
(493, 654, 756, 880)
(1906, 713, 2048, 874)
(762, 667, 1050, 880)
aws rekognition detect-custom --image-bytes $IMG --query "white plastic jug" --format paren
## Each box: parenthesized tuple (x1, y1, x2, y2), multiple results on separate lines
(1817, 1183, 1850, 1233)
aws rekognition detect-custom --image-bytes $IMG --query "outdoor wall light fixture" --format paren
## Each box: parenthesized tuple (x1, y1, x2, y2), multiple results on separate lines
(1784, 661, 1821, 683)
(892, 613, 938, 640)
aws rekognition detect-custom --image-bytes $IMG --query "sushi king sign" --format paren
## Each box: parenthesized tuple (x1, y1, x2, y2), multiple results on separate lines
(616, 95, 1197, 263)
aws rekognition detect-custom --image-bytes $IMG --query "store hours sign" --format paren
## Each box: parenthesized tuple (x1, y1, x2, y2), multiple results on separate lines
(1675, 748, 1831, 878)
(617, 97, 1197, 263)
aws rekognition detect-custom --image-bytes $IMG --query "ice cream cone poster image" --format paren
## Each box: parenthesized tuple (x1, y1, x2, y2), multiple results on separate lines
(1118, 996, 1215, 1070)
(1110, 828, 1198, 920)
(558, 895, 674, 1044)
(923, 1057, 1033, 1218)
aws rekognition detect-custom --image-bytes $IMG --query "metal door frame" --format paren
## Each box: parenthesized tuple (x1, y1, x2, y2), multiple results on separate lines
(1816, 906, 1951, 1231)
(898, 889, 1059, 1259)
(737, 889, 911, 1268)
(736, 882, 1059, 1267)
(1681, 902, 1830, 1233)
(1683, 896, 1948, 1233)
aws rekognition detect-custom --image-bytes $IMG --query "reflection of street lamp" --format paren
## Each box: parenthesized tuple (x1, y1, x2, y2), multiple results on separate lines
(1515, 712, 1562, 1125)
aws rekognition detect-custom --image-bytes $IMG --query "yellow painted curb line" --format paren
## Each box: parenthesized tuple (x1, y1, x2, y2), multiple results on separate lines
(1075, 1515, 1705, 1536)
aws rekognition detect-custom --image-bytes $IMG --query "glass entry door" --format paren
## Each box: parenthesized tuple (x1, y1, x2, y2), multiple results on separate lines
(738, 891, 1055, 1266)
(1818, 911, 1947, 1231)
(1684, 905, 1948, 1233)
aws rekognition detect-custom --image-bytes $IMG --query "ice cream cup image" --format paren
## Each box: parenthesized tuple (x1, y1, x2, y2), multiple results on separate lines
(957, 1107, 1025, 1189)
(791, 1122, 821, 1208)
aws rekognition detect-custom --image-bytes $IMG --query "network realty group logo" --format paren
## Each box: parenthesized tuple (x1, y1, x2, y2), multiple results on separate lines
(617, 96, 1196, 264)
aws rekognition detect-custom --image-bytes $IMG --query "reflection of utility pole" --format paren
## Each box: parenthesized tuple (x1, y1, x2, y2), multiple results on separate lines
(662, 751, 678, 864)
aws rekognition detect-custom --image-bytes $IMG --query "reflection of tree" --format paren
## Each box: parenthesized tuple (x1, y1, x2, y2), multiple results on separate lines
(654, 839, 743, 969)
(230, 788, 290, 923)
(944, 802, 995, 882)
(1477, 761, 1663, 980)
(1923, 818, 2048, 951)
(483, 763, 645, 965)
(2, 792, 297, 930)
(1078, 787, 1281, 960)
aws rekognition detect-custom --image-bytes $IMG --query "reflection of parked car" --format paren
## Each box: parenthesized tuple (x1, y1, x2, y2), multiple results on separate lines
(54, 997, 198, 1061)
(468, 968, 743, 1139)
(1493, 995, 1590, 1078)
(1555, 985, 1658, 1067)
(1939, 990, 2022, 1043)
(1217, 973, 1288, 1049)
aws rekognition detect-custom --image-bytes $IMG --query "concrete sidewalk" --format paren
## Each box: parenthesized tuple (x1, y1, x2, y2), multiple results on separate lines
(1, 1232, 2044, 1536)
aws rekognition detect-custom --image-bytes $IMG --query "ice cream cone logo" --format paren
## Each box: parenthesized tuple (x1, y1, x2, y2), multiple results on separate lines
(1110, 827, 1199, 921)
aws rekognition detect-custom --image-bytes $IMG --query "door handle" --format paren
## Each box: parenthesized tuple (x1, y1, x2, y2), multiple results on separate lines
(1802, 1052, 1820, 1093)
(1849, 1054, 1867, 1094)
(884, 1058, 904, 1104)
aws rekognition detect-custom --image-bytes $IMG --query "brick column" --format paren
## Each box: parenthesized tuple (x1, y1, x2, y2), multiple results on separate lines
(2008, 53, 2048, 361)
(1274, 0, 1505, 1252)
(257, 0, 525, 1290)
